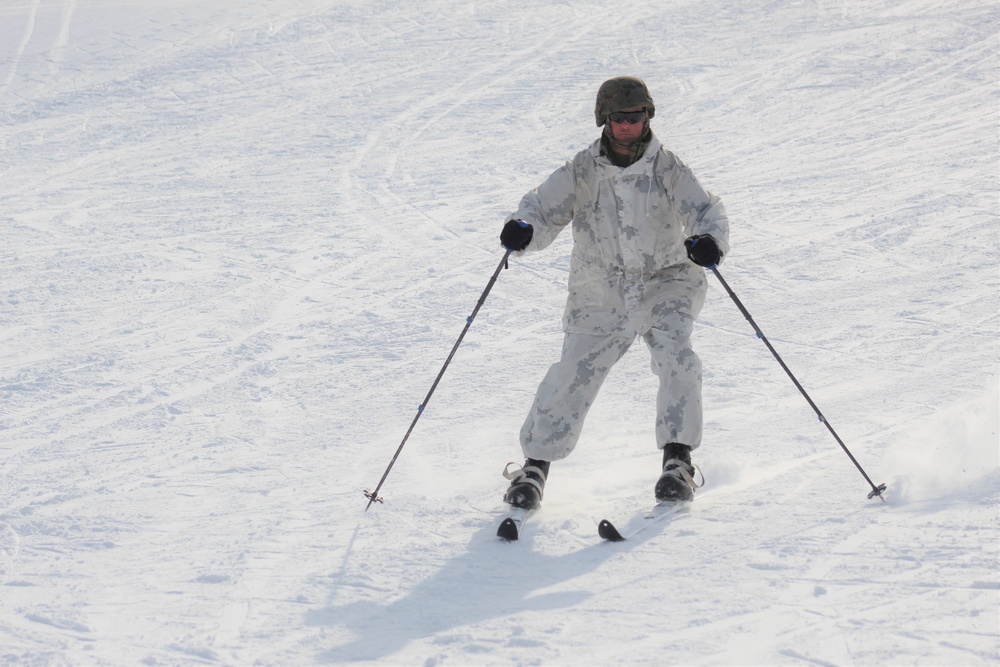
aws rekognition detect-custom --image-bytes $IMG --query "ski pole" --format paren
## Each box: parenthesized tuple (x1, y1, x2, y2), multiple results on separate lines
(364, 249, 514, 510)
(708, 265, 887, 501)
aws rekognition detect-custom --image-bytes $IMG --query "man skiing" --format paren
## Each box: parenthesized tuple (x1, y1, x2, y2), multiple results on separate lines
(499, 76, 730, 510)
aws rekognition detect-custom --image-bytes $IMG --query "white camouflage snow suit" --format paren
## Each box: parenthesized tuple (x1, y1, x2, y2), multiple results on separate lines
(509, 134, 730, 461)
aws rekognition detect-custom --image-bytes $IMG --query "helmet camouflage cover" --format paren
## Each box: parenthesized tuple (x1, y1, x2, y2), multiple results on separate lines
(594, 76, 656, 126)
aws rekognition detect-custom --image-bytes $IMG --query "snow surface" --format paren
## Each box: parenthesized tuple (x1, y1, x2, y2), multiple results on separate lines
(1, 0, 998, 664)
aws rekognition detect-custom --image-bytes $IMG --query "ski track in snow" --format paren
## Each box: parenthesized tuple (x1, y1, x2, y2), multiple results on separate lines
(1, 0, 997, 664)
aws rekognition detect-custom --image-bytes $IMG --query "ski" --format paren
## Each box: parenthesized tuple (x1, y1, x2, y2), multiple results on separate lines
(598, 502, 689, 542)
(597, 518, 627, 542)
(497, 507, 533, 541)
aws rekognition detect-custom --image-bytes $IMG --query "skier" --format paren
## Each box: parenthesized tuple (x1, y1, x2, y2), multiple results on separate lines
(499, 76, 730, 510)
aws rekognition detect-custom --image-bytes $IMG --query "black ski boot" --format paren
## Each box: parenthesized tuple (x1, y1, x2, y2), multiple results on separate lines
(502, 458, 550, 510)
(654, 443, 703, 502)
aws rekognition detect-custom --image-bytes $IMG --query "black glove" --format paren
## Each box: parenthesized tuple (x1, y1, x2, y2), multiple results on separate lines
(684, 235, 722, 267)
(500, 219, 533, 251)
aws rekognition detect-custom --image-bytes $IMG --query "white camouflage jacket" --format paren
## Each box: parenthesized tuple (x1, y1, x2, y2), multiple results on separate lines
(509, 134, 731, 335)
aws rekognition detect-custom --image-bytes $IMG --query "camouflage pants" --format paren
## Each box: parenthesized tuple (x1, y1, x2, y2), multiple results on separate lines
(519, 306, 704, 462)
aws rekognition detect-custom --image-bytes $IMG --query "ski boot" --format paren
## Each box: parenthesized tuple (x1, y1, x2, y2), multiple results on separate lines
(654, 443, 704, 502)
(502, 458, 550, 510)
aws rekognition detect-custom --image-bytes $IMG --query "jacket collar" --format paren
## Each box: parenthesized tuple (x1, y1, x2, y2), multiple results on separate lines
(590, 134, 661, 169)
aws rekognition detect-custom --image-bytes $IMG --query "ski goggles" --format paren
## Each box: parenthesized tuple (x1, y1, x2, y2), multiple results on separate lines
(607, 110, 647, 124)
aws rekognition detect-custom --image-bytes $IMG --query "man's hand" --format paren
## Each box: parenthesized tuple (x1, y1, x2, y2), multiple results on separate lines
(684, 235, 722, 267)
(500, 219, 533, 251)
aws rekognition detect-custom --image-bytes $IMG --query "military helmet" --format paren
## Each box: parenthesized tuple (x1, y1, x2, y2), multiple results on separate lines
(594, 76, 655, 126)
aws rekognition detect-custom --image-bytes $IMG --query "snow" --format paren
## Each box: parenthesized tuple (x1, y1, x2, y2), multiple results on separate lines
(1, 0, 997, 664)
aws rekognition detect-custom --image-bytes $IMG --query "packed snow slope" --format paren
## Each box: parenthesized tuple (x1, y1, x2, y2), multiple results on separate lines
(1, 0, 998, 664)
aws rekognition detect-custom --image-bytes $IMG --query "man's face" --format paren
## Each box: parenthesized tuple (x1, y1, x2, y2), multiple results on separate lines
(608, 107, 647, 144)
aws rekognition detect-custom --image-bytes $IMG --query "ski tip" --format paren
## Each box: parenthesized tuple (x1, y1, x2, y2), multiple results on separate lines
(598, 519, 625, 542)
(497, 517, 520, 541)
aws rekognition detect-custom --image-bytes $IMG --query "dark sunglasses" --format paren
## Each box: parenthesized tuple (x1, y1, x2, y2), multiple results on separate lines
(608, 110, 646, 124)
